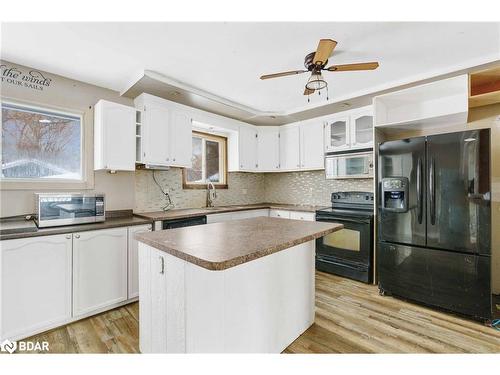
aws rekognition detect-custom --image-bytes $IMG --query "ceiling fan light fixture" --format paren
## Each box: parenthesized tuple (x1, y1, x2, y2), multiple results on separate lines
(305, 72, 327, 91)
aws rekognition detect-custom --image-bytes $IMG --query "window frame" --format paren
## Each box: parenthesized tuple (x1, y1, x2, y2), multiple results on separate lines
(0, 98, 92, 190)
(182, 130, 228, 190)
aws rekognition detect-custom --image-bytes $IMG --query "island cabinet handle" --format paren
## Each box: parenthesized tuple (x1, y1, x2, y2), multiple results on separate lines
(159, 256, 165, 274)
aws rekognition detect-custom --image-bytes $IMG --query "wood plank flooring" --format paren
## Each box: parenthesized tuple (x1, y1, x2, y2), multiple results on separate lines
(24, 272, 500, 353)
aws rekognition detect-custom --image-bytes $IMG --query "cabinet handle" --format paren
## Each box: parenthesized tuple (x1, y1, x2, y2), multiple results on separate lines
(74, 234, 80, 239)
(148, 225, 152, 230)
(159, 256, 165, 274)
(240, 164, 243, 168)
(173, 158, 176, 161)
(65, 234, 71, 239)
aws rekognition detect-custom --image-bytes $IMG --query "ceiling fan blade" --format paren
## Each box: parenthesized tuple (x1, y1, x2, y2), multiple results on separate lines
(260, 70, 307, 80)
(303, 87, 315, 95)
(313, 39, 337, 66)
(326, 62, 379, 71)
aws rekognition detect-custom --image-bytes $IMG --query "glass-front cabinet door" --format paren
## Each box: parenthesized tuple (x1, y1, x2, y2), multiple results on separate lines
(350, 110, 373, 149)
(324, 116, 350, 152)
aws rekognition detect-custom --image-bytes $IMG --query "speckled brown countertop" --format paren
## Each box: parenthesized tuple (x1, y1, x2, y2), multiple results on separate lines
(135, 203, 324, 221)
(0, 211, 152, 241)
(135, 216, 342, 271)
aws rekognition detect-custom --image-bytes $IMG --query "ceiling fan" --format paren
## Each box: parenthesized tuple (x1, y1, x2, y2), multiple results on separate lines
(260, 39, 379, 98)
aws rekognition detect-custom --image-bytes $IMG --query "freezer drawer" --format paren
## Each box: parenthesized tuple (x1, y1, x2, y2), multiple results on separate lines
(377, 242, 491, 320)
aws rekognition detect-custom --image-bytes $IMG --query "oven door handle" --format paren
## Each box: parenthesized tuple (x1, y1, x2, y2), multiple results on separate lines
(316, 216, 370, 225)
(316, 256, 366, 271)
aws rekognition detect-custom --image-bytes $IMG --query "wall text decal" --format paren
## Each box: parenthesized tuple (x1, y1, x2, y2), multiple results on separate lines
(1, 64, 52, 91)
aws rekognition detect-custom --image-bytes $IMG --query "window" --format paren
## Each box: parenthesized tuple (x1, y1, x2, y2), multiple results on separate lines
(183, 131, 227, 188)
(1, 103, 82, 181)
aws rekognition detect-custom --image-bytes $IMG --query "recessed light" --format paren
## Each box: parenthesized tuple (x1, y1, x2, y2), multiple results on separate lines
(170, 91, 181, 97)
(340, 102, 351, 108)
(270, 115, 276, 119)
(39, 119, 52, 123)
(464, 138, 476, 142)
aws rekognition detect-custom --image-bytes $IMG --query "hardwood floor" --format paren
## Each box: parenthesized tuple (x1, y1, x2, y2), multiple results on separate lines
(25, 272, 500, 353)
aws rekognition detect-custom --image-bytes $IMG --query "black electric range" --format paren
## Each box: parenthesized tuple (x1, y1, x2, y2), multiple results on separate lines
(315, 191, 374, 283)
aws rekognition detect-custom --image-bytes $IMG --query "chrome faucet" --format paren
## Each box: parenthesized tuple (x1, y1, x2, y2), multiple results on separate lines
(206, 180, 217, 207)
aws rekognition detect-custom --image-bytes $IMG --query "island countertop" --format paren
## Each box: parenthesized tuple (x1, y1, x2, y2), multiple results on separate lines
(135, 216, 343, 271)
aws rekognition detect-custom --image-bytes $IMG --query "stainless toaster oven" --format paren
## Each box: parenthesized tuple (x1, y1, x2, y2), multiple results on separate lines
(35, 193, 105, 228)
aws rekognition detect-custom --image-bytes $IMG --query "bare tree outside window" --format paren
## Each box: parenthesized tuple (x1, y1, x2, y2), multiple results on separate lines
(1, 104, 82, 180)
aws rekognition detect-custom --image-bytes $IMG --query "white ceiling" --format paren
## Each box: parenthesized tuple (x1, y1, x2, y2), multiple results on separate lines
(2, 22, 499, 115)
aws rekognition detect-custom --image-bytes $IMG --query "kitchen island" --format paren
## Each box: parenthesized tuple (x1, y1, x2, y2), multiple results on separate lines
(135, 216, 342, 353)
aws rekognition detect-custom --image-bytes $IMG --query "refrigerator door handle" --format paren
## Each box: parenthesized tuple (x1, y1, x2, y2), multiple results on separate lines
(429, 157, 436, 225)
(417, 157, 423, 224)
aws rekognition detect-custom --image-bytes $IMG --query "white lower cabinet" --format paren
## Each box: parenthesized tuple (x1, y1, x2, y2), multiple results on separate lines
(0, 234, 72, 341)
(128, 224, 153, 299)
(230, 209, 269, 220)
(207, 209, 269, 223)
(270, 210, 315, 221)
(72, 227, 128, 317)
(206, 212, 233, 224)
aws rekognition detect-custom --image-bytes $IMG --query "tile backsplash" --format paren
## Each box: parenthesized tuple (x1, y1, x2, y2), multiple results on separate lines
(263, 170, 373, 206)
(135, 168, 265, 212)
(135, 168, 373, 212)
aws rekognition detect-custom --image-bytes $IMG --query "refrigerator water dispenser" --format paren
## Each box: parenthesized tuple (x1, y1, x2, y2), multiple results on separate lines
(381, 177, 409, 212)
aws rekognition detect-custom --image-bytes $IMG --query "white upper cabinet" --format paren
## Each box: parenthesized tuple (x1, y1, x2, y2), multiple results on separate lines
(374, 75, 468, 130)
(94, 100, 136, 171)
(277, 121, 323, 172)
(169, 111, 193, 168)
(350, 107, 374, 149)
(324, 105, 373, 153)
(279, 125, 301, 170)
(299, 120, 324, 170)
(238, 125, 258, 171)
(324, 115, 350, 152)
(257, 127, 280, 171)
(142, 100, 171, 166)
(135, 94, 193, 168)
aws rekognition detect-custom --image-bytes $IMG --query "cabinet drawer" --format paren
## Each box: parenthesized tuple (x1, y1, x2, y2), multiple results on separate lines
(269, 210, 291, 219)
(289, 211, 315, 221)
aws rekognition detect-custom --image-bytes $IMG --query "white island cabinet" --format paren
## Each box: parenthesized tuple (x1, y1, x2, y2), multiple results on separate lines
(137, 217, 342, 353)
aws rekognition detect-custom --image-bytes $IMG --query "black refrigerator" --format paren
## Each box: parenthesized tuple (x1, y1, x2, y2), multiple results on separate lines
(377, 129, 491, 320)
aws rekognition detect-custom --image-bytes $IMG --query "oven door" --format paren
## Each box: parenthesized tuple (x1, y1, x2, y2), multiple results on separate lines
(315, 214, 373, 282)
